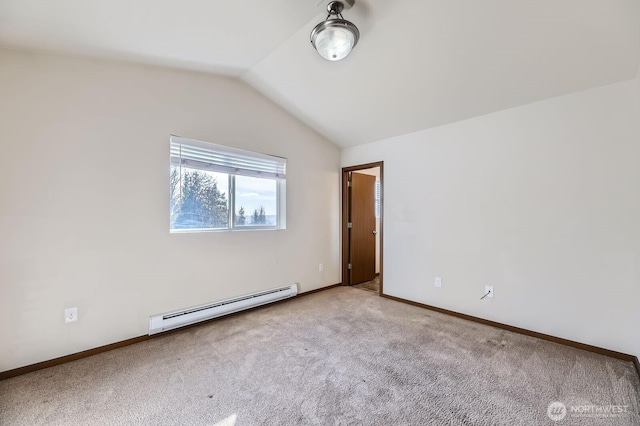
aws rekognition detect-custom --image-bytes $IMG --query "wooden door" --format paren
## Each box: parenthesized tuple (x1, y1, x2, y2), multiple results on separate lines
(349, 172, 376, 284)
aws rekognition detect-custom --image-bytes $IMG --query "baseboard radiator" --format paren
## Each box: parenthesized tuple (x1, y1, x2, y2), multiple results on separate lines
(149, 284, 298, 335)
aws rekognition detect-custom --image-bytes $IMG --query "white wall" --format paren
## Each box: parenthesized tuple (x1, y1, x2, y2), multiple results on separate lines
(343, 79, 640, 357)
(0, 49, 341, 372)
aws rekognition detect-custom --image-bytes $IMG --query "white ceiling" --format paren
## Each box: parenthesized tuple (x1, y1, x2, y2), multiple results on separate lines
(1, 0, 639, 147)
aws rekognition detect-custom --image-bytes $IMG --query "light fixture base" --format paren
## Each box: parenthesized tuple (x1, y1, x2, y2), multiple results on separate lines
(327, 1, 344, 14)
(322, 0, 354, 13)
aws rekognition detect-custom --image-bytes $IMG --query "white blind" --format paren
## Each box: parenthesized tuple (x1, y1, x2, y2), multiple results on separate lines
(170, 135, 286, 179)
(375, 180, 381, 218)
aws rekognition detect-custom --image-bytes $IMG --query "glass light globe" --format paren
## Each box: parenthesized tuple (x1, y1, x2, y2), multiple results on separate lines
(315, 26, 356, 61)
(311, 15, 360, 62)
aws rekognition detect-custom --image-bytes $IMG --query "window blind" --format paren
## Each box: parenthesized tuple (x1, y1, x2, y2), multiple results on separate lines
(170, 135, 287, 180)
(375, 180, 381, 218)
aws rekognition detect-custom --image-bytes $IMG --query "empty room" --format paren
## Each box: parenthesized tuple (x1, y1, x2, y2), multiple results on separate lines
(1, 0, 639, 424)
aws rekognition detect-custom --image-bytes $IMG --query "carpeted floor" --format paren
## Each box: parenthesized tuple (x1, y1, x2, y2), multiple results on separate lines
(353, 275, 380, 293)
(1, 287, 639, 425)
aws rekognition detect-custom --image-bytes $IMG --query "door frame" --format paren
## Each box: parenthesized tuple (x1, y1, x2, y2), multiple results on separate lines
(341, 161, 384, 294)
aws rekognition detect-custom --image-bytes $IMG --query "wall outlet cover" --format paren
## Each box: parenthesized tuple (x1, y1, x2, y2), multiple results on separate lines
(484, 286, 494, 298)
(65, 307, 78, 323)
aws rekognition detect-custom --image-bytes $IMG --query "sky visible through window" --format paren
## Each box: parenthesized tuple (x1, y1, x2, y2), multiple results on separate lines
(235, 175, 276, 222)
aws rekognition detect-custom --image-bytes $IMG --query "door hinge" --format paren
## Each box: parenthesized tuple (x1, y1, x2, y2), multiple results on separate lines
(348, 263, 352, 270)
(347, 222, 352, 229)
(347, 180, 351, 187)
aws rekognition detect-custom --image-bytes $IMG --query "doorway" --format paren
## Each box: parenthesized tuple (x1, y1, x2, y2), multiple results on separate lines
(342, 162, 383, 295)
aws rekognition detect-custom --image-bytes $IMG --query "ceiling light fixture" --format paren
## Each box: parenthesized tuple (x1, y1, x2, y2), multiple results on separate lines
(310, 0, 360, 61)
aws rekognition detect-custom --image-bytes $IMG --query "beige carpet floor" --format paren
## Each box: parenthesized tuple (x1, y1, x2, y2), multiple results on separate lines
(353, 276, 380, 293)
(1, 287, 639, 425)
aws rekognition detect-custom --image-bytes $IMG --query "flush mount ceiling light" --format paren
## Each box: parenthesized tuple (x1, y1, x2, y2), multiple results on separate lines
(310, 0, 360, 61)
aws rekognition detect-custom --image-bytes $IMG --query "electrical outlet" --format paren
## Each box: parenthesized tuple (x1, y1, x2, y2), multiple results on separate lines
(434, 277, 442, 288)
(319, 263, 324, 272)
(64, 307, 78, 323)
(484, 286, 494, 298)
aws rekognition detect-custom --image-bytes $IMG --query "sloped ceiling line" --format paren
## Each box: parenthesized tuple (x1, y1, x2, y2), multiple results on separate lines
(1, 0, 639, 147)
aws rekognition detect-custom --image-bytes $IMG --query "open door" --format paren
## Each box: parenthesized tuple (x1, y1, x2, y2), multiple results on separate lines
(342, 162, 383, 293)
(349, 172, 377, 284)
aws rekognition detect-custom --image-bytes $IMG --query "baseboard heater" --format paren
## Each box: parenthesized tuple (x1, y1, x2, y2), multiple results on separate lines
(149, 284, 298, 335)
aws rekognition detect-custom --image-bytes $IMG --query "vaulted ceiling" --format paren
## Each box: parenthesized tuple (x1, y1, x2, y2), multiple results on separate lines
(1, 0, 639, 147)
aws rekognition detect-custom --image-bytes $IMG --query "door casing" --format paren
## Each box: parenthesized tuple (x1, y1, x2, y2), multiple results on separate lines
(341, 162, 384, 294)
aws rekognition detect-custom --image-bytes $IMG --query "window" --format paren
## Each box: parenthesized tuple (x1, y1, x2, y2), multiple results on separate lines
(375, 179, 381, 219)
(170, 136, 286, 232)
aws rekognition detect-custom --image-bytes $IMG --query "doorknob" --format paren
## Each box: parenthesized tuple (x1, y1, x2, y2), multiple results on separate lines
(372, 231, 377, 235)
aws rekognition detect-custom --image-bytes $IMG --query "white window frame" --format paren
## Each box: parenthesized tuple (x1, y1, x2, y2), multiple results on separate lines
(170, 135, 286, 232)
